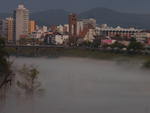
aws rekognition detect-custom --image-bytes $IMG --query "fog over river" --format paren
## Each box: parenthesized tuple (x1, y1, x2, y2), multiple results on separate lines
(1, 57, 150, 113)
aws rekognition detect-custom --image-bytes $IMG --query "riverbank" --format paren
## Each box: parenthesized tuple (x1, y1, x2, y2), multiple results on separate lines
(6, 47, 150, 60)
(6, 47, 150, 68)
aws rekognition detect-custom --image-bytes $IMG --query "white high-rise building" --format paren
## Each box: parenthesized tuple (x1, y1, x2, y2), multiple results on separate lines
(14, 4, 29, 41)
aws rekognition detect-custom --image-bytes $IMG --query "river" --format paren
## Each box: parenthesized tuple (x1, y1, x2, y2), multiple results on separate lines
(1, 57, 150, 113)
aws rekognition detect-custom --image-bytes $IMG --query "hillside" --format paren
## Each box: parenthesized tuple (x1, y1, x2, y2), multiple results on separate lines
(1, 8, 150, 29)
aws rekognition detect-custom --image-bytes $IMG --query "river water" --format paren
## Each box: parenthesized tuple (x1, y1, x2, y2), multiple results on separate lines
(1, 57, 150, 113)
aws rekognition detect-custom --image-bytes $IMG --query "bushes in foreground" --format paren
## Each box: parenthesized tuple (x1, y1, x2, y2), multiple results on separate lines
(143, 59, 150, 68)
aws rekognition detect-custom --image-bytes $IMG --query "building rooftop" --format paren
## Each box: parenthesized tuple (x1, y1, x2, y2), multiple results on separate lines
(17, 4, 27, 10)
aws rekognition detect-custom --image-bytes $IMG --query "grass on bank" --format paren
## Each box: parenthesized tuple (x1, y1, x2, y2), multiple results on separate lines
(6, 47, 150, 69)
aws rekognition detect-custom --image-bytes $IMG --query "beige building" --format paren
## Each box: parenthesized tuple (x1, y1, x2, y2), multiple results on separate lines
(6, 17, 14, 42)
(28, 20, 36, 33)
(14, 4, 29, 41)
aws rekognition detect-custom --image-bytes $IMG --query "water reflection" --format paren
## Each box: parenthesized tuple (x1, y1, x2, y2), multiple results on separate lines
(1, 57, 150, 113)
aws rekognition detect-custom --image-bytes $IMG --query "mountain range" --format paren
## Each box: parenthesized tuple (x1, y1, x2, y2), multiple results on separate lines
(0, 8, 150, 29)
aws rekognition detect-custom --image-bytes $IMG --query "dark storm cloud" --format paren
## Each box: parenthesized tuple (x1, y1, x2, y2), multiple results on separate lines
(0, 0, 150, 13)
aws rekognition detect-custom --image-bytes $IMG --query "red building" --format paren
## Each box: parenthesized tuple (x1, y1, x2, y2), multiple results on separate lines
(68, 14, 77, 45)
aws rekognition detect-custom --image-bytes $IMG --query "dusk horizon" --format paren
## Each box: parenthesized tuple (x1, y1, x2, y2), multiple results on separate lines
(0, 0, 150, 14)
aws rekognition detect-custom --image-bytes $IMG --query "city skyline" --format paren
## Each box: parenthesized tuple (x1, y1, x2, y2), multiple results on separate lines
(0, 0, 150, 14)
(0, 4, 146, 44)
(1, 1, 150, 113)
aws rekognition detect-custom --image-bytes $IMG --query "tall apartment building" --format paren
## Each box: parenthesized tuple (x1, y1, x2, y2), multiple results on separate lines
(0, 19, 7, 38)
(28, 20, 36, 33)
(68, 13, 77, 45)
(6, 17, 14, 42)
(14, 4, 29, 41)
(77, 21, 84, 36)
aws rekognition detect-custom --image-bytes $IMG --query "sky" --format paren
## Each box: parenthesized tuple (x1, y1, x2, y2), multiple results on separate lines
(0, 0, 150, 14)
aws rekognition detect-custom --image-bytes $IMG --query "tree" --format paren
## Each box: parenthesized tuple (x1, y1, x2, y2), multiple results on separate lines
(143, 59, 150, 68)
(110, 41, 126, 49)
(92, 36, 101, 48)
(17, 65, 42, 96)
(79, 41, 92, 47)
(127, 39, 144, 52)
(0, 37, 13, 89)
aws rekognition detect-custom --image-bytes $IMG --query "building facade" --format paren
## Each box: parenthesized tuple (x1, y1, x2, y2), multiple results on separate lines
(0, 19, 7, 38)
(14, 4, 29, 41)
(96, 24, 141, 38)
(28, 20, 36, 34)
(6, 17, 14, 42)
(68, 14, 77, 45)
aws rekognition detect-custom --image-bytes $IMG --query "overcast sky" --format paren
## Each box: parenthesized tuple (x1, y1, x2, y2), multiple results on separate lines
(0, 0, 150, 14)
